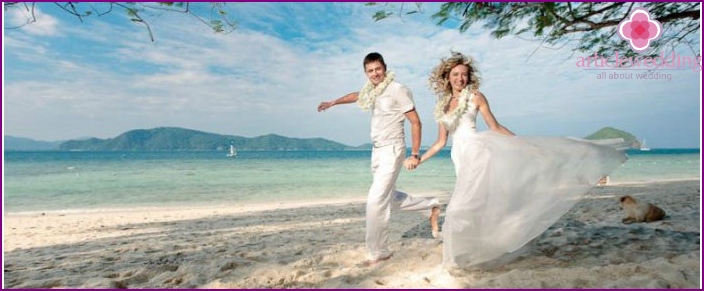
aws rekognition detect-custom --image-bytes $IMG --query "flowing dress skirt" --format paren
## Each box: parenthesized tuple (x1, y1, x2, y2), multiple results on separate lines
(443, 131, 627, 267)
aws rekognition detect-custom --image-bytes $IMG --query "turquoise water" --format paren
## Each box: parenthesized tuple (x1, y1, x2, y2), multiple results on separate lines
(2, 149, 700, 212)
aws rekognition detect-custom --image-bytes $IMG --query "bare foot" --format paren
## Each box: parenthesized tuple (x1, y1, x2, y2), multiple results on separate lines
(430, 206, 440, 238)
(362, 255, 392, 267)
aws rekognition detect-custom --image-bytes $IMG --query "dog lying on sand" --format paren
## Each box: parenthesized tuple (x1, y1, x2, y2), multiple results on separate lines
(619, 195, 666, 223)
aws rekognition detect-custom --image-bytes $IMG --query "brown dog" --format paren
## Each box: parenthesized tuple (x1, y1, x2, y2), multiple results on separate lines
(619, 195, 666, 223)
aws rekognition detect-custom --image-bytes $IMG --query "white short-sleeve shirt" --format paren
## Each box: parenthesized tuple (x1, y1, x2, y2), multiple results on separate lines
(370, 81, 415, 147)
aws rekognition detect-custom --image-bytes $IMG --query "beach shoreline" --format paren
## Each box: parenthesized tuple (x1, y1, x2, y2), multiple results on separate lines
(4, 177, 698, 217)
(3, 179, 701, 288)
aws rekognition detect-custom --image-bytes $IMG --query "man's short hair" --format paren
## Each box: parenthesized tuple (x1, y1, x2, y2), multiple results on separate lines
(363, 52, 387, 70)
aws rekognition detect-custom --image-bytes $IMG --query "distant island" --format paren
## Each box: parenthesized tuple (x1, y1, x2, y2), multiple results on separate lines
(584, 127, 642, 148)
(56, 127, 355, 151)
(4, 126, 643, 151)
(3, 136, 64, 151)
(4, 127, 356, 151)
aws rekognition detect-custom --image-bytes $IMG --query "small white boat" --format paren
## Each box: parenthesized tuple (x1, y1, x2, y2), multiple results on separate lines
(640, 139, 650, 151)
(227, 144, 237, 157)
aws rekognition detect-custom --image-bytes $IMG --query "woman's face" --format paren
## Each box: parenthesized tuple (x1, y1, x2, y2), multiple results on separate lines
(364, 61, 387, 86)
(449, 64, 469, 92)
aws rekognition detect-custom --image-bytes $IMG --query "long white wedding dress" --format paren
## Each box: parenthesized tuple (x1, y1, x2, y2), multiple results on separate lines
(439, 93, 627, 268)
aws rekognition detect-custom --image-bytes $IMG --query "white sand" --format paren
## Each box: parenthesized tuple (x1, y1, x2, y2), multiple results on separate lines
(3, 179, 700, 288)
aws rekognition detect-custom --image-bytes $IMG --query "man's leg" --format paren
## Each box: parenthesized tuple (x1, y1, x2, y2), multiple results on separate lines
(365, 144, 404, 262)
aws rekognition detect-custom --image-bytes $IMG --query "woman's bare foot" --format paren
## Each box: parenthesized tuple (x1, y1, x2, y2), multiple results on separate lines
(430, 206, 440, 238)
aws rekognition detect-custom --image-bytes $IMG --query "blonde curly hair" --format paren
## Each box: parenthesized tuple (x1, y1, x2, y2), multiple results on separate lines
(428, 52, 481, 98)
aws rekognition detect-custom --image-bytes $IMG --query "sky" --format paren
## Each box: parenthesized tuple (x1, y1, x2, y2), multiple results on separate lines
(2, 2, 702, 148)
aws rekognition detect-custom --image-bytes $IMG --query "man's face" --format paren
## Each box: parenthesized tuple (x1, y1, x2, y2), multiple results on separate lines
(364, 61, 386, 86)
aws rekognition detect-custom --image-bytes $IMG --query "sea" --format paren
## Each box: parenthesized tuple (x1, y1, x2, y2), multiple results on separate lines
(2, 149, 700, 213)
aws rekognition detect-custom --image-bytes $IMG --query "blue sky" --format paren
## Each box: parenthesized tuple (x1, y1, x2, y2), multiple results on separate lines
(3, 2, 701, 148)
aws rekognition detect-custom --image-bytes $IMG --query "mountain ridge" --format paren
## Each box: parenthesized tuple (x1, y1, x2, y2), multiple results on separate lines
(3, 136, 64, 151)
(5, 126, 645, 151)
(55, 127, 351, 151)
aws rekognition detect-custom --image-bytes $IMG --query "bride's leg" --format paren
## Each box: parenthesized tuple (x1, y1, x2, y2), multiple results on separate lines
(392, 190, 442, 237)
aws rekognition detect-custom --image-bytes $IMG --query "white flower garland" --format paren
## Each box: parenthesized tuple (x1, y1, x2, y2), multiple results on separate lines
(434, 87, 472, 122)
(357, 71, 395, 111)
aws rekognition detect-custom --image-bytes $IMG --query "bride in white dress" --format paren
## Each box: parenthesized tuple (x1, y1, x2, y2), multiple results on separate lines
(408, 52, 627, 268)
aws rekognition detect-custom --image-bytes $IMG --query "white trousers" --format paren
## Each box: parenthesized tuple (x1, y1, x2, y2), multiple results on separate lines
(366, 142, 441, 260)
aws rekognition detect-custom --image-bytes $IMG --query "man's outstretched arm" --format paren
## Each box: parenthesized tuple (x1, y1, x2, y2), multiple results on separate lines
(317, 92, 359, 112)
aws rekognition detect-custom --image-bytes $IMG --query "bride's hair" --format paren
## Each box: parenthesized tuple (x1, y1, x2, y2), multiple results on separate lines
(428, 52, 481, 98)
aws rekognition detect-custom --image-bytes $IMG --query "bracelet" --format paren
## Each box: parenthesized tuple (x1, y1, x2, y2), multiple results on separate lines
(410, 154, 420, 160)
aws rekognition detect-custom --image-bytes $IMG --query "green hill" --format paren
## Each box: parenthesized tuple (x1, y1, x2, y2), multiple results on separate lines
(58, 127, 350, 151)
(4, 136, 63, 150)
(584, 127, 640, 148)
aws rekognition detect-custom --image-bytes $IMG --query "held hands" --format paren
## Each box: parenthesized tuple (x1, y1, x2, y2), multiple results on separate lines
(404, 156, 420, 170)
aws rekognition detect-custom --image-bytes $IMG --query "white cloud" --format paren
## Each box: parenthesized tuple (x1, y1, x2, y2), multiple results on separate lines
(4, 5, 60, 36)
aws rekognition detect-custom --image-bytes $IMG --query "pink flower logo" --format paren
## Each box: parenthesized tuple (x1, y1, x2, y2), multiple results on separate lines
(618, 8, 662, 53)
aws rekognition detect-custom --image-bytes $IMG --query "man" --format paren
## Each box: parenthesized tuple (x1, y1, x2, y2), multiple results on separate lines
(317, 52, 441, 266)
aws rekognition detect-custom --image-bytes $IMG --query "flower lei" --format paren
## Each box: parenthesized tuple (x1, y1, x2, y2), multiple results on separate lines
(357, 71, 395, 111)
(434, 87, 472, 123)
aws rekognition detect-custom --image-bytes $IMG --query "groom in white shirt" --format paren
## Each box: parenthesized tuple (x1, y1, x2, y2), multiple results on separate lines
(317, 52, 441, 266)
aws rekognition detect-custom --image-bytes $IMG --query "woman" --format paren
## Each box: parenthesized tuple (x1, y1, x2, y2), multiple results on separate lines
(409, 52, 627, 268)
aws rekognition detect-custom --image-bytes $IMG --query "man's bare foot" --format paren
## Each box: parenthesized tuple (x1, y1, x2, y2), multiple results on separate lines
(430, 206, 440, 238)
(362, 255, 392, 267)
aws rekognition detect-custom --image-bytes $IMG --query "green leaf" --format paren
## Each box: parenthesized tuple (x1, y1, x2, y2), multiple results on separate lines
(126, 8, 138, 17)
(211, 20, 224, 33)
(491, 28, 510, 39)
(372, 11, 392, 22)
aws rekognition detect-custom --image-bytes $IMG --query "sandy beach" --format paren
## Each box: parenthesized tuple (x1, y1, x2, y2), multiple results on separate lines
(3, 179, 700, 288)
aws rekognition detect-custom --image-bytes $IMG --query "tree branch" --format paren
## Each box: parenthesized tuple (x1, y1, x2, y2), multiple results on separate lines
(53, 2, 83, 22)
(554, 3, 698, 35)
(3, 2, 37, 29)
(113, 2, 154, 41)
(657, 10, 701, 22)
(90, 3, 114, 17)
